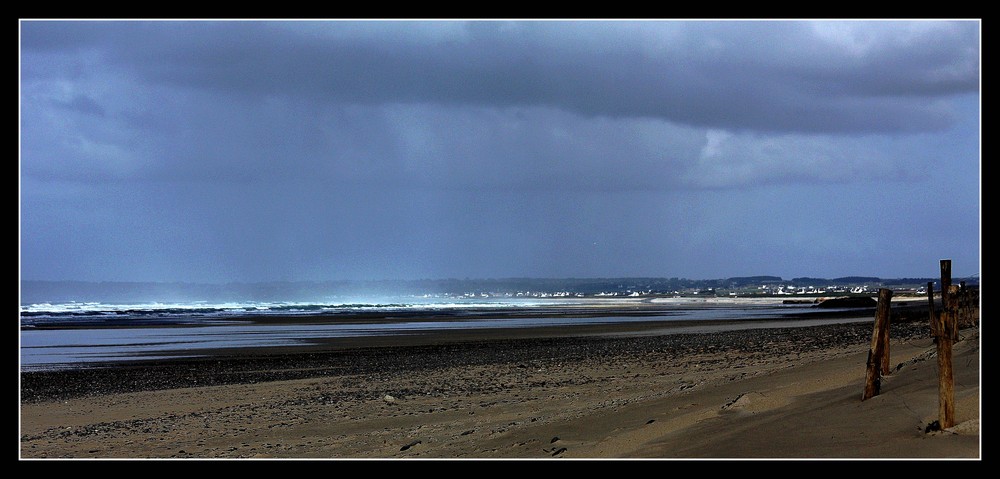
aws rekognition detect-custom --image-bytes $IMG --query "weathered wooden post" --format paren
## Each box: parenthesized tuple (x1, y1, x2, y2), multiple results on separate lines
(927, 281, 937, 337)
(938, 259, 953, 342)
(958, 281, 969, 329)
(877, 288, 892, 375)
(935, 260, 955, 429)
(941, 260, 951, 304)
(862, 288, 893, 400)
(948, 284, 960, 340)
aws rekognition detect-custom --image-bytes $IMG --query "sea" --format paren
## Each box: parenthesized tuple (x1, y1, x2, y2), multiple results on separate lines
(19, 280, 870, 371)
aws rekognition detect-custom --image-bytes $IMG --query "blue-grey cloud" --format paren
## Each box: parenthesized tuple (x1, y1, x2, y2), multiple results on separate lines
(19, 20, 981, 282)
(21, 20, 978, 134)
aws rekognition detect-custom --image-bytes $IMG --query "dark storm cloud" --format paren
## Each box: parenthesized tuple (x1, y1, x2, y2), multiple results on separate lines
(21, 20, 978, 134)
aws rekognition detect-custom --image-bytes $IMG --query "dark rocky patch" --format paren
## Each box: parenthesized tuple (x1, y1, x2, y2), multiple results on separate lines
(815, 296, 878, 308)
(400, 440, 421, 451)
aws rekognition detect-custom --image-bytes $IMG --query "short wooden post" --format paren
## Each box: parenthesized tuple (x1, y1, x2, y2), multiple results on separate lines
(862, 288, 893, 400)
(936, 260, 955, 429)
(948, 284, 960, 341)
(936, 308, 955, 429)
(958, 281, 968, 329)
(877, 288, 892, 375)
(927, 281, 937, 337)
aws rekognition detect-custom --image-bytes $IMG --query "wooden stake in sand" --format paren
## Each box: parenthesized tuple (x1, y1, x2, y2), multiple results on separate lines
(927, 281, 937, 337)
(949, 284, 961, 341)
(941, 260, 953, 339)
(956, 281, 973, 332)
(862, 288, 893, 400)
(877, 288, 892, 376)
(935, 260, 955, 429)
(959, 281, 967, 329)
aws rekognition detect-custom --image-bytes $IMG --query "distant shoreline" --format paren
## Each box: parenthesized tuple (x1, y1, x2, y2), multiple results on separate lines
(23, 295, 931, 330)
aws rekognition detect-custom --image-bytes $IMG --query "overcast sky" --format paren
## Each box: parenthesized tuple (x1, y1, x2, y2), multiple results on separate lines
(19, 19, 981, 283)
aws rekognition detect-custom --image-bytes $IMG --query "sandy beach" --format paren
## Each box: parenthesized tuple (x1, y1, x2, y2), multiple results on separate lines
(19, 305, 980, 460)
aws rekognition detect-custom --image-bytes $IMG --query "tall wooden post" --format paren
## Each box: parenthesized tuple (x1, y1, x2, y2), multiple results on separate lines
(936, 260, 955, 429)
(862, 288, 893, 400)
